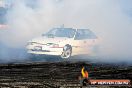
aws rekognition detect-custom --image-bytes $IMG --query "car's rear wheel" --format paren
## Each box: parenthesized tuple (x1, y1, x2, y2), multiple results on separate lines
(61, 45, 72, 59)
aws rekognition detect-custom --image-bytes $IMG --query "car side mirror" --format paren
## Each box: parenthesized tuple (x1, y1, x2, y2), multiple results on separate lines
(74, 33, 81, 40)
(74, 36, 80, 40)
(74, 37, 77, 40)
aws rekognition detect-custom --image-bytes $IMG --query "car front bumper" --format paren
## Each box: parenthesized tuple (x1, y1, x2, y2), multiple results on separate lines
(27, 45, 63, 56)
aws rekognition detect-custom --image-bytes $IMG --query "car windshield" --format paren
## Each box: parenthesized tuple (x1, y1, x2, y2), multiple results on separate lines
(43, 28, 76, 38)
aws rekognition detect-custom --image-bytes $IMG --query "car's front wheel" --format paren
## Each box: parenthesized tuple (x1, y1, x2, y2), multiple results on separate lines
(61, 45, 72, 59)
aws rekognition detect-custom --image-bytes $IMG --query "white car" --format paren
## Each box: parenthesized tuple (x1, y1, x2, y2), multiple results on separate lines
(26, 26, 99, 59)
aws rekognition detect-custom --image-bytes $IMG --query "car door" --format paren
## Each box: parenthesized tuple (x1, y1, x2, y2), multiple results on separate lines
(82, 29, 98, 55)
(71, 29, 86, 55)
(72, 29, 97, 55)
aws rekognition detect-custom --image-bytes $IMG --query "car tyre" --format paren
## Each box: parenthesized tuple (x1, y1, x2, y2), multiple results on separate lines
(61, 45, 72, 59)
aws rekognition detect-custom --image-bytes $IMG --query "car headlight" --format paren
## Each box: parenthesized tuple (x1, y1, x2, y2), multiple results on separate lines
(46, 43, 59, 48)
(27, 41, 38, 45)
(34, 46, 42, 50)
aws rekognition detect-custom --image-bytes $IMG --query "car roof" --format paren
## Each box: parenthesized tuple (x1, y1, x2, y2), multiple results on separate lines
(54, 27, 76, 30)
(77, 29, 89, 30)
(53, 28, 92, 32)
(54, 27, 73, 29)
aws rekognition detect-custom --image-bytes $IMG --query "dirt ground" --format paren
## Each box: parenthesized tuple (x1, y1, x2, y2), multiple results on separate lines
(0, 61, 131, 88)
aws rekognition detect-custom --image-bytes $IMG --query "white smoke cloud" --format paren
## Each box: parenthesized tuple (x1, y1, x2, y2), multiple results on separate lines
(0, 0, 132, 62)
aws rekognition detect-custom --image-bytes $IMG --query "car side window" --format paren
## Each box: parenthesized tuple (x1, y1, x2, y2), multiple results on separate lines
(84, 29, 97, 39)
(75, 29, 97, 40)
(74, 29, 85, 40)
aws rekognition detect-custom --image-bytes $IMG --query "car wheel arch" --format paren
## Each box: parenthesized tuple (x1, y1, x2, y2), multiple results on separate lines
(63, 44, 72, 51)
(60, 44, 72, 59)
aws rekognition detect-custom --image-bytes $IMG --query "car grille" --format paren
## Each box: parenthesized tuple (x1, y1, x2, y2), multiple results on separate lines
(31, 49, 50, 52)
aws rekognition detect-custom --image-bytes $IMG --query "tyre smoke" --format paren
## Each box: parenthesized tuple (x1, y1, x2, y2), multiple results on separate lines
(0, 0, 132, 63)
